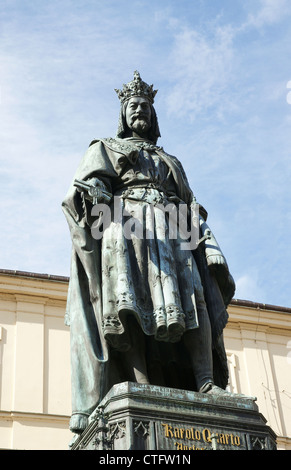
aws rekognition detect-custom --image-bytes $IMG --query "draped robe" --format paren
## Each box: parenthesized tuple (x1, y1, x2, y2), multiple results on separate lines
(62, 137, 235, 420)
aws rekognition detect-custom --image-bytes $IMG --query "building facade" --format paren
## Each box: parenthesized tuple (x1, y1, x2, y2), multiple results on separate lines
(0, 269, 290, 450)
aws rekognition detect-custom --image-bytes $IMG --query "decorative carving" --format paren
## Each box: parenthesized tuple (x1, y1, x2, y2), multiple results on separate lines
(109, 421, 126, 441)
(133, 421, 149, 439)
(90, 406, 111, 450)
(250, 435, 266, 450)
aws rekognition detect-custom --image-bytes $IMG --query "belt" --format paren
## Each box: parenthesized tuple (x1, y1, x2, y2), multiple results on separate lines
(114, 185, 186, 206)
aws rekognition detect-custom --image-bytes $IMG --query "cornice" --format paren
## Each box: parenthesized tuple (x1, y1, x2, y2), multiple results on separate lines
(0, 269, 290, 315)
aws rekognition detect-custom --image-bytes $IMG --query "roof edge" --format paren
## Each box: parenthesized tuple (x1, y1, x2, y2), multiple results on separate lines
(0, 268, 69, 283)
(0, 268, 290, 313)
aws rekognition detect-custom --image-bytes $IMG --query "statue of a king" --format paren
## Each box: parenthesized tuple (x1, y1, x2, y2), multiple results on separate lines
(62, 71, 236, 434)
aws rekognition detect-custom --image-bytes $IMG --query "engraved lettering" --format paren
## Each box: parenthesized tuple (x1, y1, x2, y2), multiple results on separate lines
(161, 422, 241, 449)
(219, 433, 225, 444)
(162, 423, 173, 438)
(185, 429, 192, 439)
(234, 436, 241, 446)
(202, 428, 212, 443)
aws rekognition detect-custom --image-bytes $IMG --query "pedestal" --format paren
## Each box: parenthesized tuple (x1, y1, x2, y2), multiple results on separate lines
(70, 382, 276, 451)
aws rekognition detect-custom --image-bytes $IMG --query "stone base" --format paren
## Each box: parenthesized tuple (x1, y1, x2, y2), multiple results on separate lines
(70, 382, 276, 451)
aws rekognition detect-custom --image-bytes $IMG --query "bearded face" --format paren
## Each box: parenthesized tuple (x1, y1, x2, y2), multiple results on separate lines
(125, 96, 152, 137)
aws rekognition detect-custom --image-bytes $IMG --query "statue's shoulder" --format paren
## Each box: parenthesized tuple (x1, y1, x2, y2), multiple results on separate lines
(89, 137, 137, 155)
(157, 148, 192, 195)
(88, 138, 110, 149)
(158, 148, 187, 174)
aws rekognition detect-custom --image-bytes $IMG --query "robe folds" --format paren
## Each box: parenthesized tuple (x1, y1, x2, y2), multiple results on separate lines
(62, 137, 235, 418)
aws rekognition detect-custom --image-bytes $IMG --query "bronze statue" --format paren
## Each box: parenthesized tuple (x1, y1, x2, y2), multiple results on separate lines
(62, 72, 236, 434)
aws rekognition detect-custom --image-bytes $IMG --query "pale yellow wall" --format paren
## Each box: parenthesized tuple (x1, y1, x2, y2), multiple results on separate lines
(0, 271, 290, 450)
(0, 272, 71, 450)
(225, 302, 291, 450)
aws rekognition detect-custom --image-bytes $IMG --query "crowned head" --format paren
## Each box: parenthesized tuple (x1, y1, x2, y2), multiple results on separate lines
(115, 71, 161, 143)
(115, 70, 158, 104)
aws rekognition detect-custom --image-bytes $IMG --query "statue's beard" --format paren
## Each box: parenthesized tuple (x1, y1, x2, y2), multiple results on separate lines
(130, 117, 151, 135)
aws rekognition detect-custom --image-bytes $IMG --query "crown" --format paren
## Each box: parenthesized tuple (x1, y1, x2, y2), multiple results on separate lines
(115, 71, 158, 104)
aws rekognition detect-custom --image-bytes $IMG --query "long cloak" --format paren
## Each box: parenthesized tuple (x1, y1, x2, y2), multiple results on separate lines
(62, 137, 235, 419)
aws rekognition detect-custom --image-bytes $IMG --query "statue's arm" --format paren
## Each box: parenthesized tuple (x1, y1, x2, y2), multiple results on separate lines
(74, 177, 113, 205)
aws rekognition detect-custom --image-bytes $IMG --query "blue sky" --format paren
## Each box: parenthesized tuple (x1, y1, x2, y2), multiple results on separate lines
(0, 0, 290, 308)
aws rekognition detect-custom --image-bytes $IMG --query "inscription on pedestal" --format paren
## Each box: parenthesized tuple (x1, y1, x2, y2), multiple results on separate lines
(158, 421, 246, 450)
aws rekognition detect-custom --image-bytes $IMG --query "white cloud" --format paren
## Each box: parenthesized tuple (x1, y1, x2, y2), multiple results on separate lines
(164, 24, 236, 120)
(247, 0, 291, 28)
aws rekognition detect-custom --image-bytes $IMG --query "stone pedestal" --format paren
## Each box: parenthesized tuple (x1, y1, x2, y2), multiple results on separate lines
(70, 382, 276, 451)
